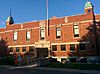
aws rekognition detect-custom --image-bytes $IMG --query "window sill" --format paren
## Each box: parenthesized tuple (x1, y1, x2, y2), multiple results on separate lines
(26, 40, 30, 42)
(78, 50, 86, 52)
(13, 40, 17, 41)
(22, 52, 26, 53)
(56, 38, 62, 40)
(15, 52, 20, 53)
(74, 37, 80, 39)
(51, 51, 57, 52)
(60, 51, 66, 52)
(9, 52, 13, 54)
(70, 51, 76, 52)
(13, 40, 17, 43)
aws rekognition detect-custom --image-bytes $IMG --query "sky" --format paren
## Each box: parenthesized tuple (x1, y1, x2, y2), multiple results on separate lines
(0, 0, 100, 28)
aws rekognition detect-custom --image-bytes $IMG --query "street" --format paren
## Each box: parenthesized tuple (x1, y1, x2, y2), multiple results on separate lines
(0, 68, 93, 74)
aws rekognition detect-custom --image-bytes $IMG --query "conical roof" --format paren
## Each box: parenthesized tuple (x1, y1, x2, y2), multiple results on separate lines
(85, 1, 93, 8)
(6, 16, 14, 22)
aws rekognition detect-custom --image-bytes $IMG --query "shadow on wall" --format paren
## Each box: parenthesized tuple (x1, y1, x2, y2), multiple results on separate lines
(0, 38, 9, 57)
(50, 21, 100, 63)
(77, 21, 100, 56)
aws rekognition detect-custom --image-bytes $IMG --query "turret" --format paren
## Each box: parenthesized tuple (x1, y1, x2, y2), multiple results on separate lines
(84, 1, 94, 14)
(6, 9, 14, 26)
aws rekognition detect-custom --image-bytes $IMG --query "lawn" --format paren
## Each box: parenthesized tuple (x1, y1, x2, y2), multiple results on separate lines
(46, 62, 100, 71)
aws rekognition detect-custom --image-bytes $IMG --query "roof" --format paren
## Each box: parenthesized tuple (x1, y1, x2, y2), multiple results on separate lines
(6, 16, 14, 22)
(85, 1, 93, 8)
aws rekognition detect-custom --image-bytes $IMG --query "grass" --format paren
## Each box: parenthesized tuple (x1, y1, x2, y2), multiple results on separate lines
(46, 62, 100, 71)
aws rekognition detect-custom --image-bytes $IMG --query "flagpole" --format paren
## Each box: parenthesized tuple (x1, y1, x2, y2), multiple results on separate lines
(46, 0, 49, 36)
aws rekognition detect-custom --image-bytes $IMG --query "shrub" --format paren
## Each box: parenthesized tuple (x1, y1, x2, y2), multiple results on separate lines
(0, 55, 15, 65)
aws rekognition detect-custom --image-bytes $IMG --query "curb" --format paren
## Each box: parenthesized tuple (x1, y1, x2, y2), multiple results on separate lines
(9, 64, 37, 69)
(0, 64, 37, 69)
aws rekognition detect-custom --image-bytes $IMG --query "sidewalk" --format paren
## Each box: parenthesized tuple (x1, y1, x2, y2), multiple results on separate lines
(0, 64, 37, 69)
(0, 65, 12, 69)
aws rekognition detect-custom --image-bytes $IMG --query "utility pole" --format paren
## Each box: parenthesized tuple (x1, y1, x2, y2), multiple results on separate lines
(92, 6, 99, 63)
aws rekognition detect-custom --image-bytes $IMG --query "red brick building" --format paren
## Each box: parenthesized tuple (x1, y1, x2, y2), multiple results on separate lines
(0, 1, 100, 63)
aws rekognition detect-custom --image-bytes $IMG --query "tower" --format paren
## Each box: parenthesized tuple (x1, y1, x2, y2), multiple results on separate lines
(84, 1, 94, 14)
(6, 9, 14, 26)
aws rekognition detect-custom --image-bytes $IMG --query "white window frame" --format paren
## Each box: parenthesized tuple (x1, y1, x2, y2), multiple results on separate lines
(9, 47, 13, 52)
(40, 27, 45, 40)
(60, 45, 66, 51)
(70, 44, 76, 52)
(51, 45, 57, 52)
(16, 47, 20, 52)
(73, 25, 79, 37)
(79, 43, 87, 51)
(56, 27, 61, 38)
(26, 31, 30, 40)
(14, 31, 18, 41)
(22, 47, 26, 52)
(61, 58, 67, 63)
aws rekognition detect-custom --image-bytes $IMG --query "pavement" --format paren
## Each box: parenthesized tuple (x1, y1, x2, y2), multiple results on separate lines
(0, 65, 100, 74)
(0, 64, 37, 69)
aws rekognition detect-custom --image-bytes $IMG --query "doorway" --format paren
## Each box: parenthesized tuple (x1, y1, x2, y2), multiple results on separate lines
(35, 48, 48, 58)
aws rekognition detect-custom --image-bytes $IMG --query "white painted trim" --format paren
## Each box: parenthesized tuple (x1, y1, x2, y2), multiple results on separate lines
(8, 42, 89, 48)
(51, 56, 69, 62)
(51, 45, 57, 52)
(0, 27, 40, 34)
(51, 56, 58, 58)
(0, 30, 13, 34)
(60, 57, 67, 62)
(51, 41, 89, 45)
(60, 45, 67, 52)
(8, 44, 35, 48)
(49, 20, 99, 28)
(1, 19, 100, 34)
(84, 7, 92, 9)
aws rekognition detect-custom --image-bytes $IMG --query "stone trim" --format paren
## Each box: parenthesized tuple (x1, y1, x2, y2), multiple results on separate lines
(1, 19, 100, 34)
(51, 41, 89, 45)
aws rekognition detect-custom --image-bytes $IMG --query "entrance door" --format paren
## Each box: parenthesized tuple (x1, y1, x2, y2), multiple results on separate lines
(36, 48, 48, 58)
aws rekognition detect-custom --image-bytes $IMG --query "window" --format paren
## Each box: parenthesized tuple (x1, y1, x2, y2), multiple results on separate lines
(22, 47, 26, 52)
(14, 31, 18, 41)
(56, 27, 61, 38)
(9, 47, 13, 52)
(40, 28, 45, 40)
(29, 46, 34, 52)
(79, 44, 86, 50)
(26, 31, 30, 41)
(16, 47, 20, 52)
(52, 58, 57, 62)
(61, 58, 66, 64)
(73, 25, 79, 37)
(88, 9, 91, 13)
(69, 57, 77, 63)
(80, 57, 87, 63)
(52, 45, 57, 51)
(61, 45, 66, 51)
(70, 44, 75, 51)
